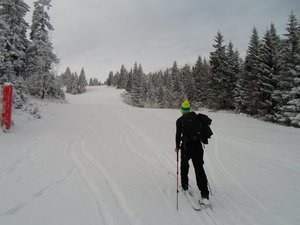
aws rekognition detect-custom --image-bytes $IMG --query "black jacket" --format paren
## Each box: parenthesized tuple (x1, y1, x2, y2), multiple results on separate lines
(176, 112, 213, 148)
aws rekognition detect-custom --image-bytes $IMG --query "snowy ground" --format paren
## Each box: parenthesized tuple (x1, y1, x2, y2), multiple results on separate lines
(0, 86, 300, 225)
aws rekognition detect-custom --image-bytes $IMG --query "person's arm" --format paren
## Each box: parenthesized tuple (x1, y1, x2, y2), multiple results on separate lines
(175, 118, 182, 151)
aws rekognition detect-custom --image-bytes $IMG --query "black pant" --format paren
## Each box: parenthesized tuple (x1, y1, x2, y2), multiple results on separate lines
(181, 142, 209, 198)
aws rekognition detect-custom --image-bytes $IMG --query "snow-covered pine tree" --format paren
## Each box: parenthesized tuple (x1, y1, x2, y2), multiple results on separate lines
(68, 73, 79, 94)
(277, 12, 300, 127)
(125, 69, 132, 92)
(256, 24, 281, 121)
(130, 63, 143, 107)
(225, 42, 240, 110)
(0, 0, 30, 107)
(26, 0, 60, 99)
(92, 78, 99, 86)
(0, 0, 29, 80)
(106, 71, 114, 86)
(163, 68, 173, 108)
(233, 50, 244, 112)
(151, 71, 165, 108)
(181, 64, 196, 103)
(208, 31, 228, 109)
(113, 71, 120, 88)
(241, 27, 261, 115)
(192, 56, 208, 105)
(116, 65, 128, 89)
(162, 68, 169, 88)
(60, 67, 72, 86)
(199, 58, 210, 106)
(164, 61, 182, 108)
(139, 71, 148, 107)
(0, 17, 8, 83)
(144, 74, 155, 107)
(78, 67, 87, 93)
(157, 85, 165, 108)
(172, 61, 183, 107)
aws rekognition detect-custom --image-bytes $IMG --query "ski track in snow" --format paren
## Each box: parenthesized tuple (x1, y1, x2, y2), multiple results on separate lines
(1, 163, 75, 216)
(66, 116, 147, 225)
(65, 121, 112, 225)
(114, 108, 175, 173)
(0, 139, 46, 179)
(210, 134, 287, 225)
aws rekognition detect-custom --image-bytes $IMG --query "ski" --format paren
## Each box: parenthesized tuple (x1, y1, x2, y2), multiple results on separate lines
(182, 187, 211, 211)
(182, 189, 202, 211)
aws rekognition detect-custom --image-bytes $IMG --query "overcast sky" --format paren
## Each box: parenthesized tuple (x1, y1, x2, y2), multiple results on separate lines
(25, 0, 300, 82)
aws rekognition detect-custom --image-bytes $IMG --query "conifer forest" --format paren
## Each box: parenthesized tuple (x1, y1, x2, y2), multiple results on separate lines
(106, 13, 300, 127)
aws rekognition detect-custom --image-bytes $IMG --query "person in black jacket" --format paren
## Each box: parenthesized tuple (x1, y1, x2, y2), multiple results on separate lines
(175, 100, 210, 204)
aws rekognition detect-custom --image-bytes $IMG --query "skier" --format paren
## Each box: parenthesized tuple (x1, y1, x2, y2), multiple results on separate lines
(175, 100, 210, 205)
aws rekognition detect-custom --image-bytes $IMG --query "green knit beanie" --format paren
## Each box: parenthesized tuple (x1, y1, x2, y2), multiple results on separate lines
(180, 100, 191, 113)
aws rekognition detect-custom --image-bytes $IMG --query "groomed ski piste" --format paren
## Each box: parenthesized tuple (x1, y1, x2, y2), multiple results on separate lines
(0, 86, 299, 225)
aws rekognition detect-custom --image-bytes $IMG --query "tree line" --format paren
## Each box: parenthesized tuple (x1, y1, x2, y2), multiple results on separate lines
(106, 12, 300, 128)
(0, 0, 64, 108)
(59, 67, 89, 95)
(58, 66, 102, 95)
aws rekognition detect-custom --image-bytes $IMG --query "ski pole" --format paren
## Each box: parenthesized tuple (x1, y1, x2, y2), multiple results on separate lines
(176, 150, 179, 210)
(207, 179, 213, 196)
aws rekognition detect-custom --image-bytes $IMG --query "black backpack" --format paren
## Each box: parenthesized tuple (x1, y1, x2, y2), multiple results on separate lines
(198, 113, 213, 144)
(181, 112, 202, 143)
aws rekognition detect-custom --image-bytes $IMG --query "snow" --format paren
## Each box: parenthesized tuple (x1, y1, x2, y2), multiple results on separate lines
(1, 86, 300, 225)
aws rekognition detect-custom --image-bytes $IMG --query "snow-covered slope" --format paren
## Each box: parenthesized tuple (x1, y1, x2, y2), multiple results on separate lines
(1, 86, 299, 225)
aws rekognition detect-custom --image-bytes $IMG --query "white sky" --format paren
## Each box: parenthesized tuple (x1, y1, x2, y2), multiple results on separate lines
(25, 0, 300, 82)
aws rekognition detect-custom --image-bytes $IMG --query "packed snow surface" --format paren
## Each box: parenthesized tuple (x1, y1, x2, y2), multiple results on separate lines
(1, 86, 300, 225)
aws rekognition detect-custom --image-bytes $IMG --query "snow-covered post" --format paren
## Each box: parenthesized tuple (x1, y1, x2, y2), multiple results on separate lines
(1, 83, 13, 130)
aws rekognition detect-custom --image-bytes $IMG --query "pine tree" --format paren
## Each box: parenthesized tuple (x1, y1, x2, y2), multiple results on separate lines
(277, 12, 300, 127)
(89, 77, 93, 86)
(66, 72, 79, 94)
(157, 85, 165, 108)
(192, 56, 203, 102)
(144, 74, 155, 107)
(181, 64, 196, 102)
(106, 71, 114, 86)
(0, 17, 8, 83)
(192, 56, 210, 105)
(0, 0, 29, 80)
(60, 67, 72, 86)
(92, 78, 99, 86)
(256, 24, 281, 120)
(224, 41, 239, 109)
(119, 65, 128, 89)
(26, 0, 60, 99)
(140, 72, 148, 107)
(172, 61, 183, 106)
(78, 67, 87, 93)
(0, 0, 30, 107)
(241, 27, 261, 115)
(208, 31, 228, 109)
(233, 51, 244, 112)
(125, 69, 132, 92)
(130, 63, 143, 107)
(164, 61, 182, 108)
(164, 68, 173, 108)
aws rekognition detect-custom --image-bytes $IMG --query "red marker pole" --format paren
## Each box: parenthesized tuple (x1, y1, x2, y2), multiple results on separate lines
(1, 83, 13, 130)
